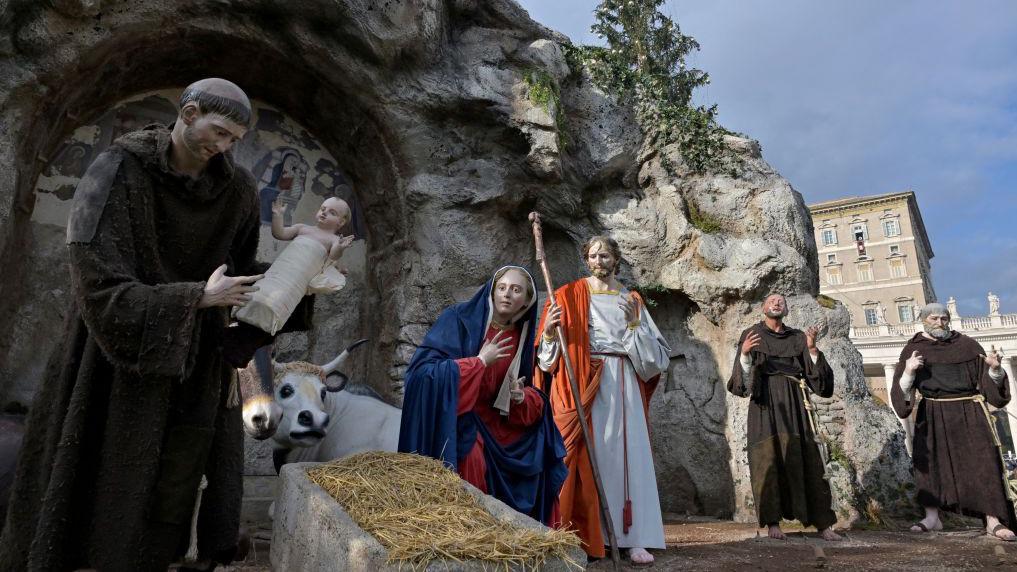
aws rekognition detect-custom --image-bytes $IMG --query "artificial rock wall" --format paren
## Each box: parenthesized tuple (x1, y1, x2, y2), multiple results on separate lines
(0, 0, 911, 522)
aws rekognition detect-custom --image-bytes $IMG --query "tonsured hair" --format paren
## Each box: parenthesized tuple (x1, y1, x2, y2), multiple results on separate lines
(179, 88, 252, 127)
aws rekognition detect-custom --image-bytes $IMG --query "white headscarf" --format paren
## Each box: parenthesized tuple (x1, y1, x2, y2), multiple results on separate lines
(487, 266, 537, 416)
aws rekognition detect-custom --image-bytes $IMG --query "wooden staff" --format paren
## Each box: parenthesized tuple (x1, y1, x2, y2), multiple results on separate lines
(529, 212, 621, 570)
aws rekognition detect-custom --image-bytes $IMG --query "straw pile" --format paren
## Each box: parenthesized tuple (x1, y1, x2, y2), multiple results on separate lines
(306, 451, 582, 571)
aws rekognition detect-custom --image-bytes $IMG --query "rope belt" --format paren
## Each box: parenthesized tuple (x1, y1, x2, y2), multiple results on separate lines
(592, 352, 633, 534)
(779, 374, 831, 467)
(923, 394, 1017, 505)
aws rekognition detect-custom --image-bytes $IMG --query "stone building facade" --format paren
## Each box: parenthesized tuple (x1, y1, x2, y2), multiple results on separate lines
(809, 191, 936, 328)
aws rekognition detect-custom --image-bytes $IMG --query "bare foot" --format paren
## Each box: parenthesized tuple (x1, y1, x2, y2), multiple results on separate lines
(820, 527, 843, 541)
(910, 516, 942, 533)
(767, 524, 787, 540)
(629, 547, 654, 565)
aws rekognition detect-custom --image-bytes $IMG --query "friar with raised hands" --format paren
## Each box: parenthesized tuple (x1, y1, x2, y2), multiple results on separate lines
(890, 303, 1015, 540)
(535, 235, 670, 567)
(727, 294, 842, 541)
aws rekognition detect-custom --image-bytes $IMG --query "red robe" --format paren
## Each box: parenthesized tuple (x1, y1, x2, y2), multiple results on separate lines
(455, 325, 544, 491)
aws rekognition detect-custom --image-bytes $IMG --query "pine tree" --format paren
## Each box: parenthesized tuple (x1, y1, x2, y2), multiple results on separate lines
(571, 0, 726, 172)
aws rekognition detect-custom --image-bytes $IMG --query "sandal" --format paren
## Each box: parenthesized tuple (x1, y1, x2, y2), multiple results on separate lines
(989, 523, 1017, 541)
(910, 522, 930, 533)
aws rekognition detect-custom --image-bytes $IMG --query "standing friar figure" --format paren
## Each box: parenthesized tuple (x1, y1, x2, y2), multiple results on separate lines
(727, 294, 843, 541)
(535, 235, 670, 567)
(0, 78, 314, 571)
(890, 303, 1014, 539)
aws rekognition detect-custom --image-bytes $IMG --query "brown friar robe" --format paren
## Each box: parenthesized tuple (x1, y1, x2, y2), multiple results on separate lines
(0, 125, 311, 571)
(890, 331, 1015, 526)
(727, 322, 837, 529)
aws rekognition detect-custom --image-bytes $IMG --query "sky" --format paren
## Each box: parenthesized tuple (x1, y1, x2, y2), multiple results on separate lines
(516, 0, 1017, 317)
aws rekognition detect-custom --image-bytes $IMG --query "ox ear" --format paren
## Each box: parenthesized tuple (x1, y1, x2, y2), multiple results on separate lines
(321, 338, 370, 375)
(272, 359, 285, 382)
(324, 372, 349, 393)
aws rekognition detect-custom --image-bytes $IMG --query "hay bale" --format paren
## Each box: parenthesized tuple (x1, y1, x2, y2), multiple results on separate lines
(272, 455, 585, 572)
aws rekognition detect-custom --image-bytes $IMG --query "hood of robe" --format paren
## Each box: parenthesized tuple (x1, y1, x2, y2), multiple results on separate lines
(115, 124, 238, 204)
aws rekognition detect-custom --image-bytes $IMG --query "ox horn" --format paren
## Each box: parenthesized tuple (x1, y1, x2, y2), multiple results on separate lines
(321, 339, 369, 375)
(321, 339, 369, 392)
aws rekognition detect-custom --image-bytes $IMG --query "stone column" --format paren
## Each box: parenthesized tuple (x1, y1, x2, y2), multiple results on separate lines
(884, 362, 914, 456)
(1004, 357, 1017, 434)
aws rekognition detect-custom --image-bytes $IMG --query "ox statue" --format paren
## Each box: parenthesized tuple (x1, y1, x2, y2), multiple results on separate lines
(240, 340, 401, 473)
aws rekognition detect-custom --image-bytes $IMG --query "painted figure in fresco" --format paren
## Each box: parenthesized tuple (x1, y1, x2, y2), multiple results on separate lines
(399, 266, 567, 526)
(258, 149, 306, 225)
(891, 303, 1014, 540)
(727, 294, 842, 542)
(535, 236, 670, 566)
(0, 78, 313, 572)
(235, 197, 353, 336)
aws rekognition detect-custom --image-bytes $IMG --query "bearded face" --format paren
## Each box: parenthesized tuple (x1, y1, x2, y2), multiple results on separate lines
(586, 242, 618, 278)
(179, 108, 247, 164)
(923, 314, 951, 339)
(762, 295, 788, 319)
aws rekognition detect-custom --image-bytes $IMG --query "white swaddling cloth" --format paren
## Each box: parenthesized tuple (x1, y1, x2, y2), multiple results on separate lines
(235, 235, 346, 334)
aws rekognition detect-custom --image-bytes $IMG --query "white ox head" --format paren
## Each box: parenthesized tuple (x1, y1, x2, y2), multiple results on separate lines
(241, 340, 367, 442)
(272, 340, 368, 449)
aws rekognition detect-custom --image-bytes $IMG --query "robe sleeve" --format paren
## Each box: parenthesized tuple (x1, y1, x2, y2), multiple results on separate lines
(977, 358, 1010, 409)
(456, 357, 484, 414)
(727, 329, 758, 398)
(623, 305, 670, 381)
(802, 349, 834, 398)
(889, 347, 915, 418)
(536, 335, 560, 373)
(68, 160, 206, 379)
(507, 387, 544, 427)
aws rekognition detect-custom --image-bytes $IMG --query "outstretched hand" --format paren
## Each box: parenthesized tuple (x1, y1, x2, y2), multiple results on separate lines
(199, 264, 263, 309)
(905, 350, 925, 374)
(741, 331, 762, 356)
(328, 234, 355, 261)
(510, 376, 526, 404)
(478, 330, 514, 367)
(984, 349, 1003, 370)
(805, 326, 820, 352)
(619, 292, 640, 324)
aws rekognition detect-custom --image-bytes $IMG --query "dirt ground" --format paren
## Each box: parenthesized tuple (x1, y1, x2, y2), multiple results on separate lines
(211, 518, 1017, 571)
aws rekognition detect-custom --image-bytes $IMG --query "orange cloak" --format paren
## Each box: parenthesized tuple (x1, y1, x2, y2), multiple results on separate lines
(534, 279, 658, 557)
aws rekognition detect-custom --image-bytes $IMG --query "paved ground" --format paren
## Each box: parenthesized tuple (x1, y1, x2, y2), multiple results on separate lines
(212, 518, 1017, 571)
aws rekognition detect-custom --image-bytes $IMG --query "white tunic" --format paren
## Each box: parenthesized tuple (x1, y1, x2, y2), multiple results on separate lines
(538, 285, 671, 549)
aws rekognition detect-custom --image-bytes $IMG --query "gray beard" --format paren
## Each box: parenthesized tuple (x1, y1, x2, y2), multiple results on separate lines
(764, 309, 785, 319)
(925, 324, 951, 339)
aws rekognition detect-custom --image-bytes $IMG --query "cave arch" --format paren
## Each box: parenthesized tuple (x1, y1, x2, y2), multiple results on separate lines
(0, 19, 412, 404)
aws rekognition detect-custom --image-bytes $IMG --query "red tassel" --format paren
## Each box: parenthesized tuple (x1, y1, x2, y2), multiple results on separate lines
(623, 500, 633, 533)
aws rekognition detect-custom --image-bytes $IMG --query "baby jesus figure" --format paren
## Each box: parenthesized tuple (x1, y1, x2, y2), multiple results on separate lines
(235, 197, 354, 334)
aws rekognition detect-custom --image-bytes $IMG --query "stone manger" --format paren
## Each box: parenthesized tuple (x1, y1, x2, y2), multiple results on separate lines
(272, 453, 585, 571)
